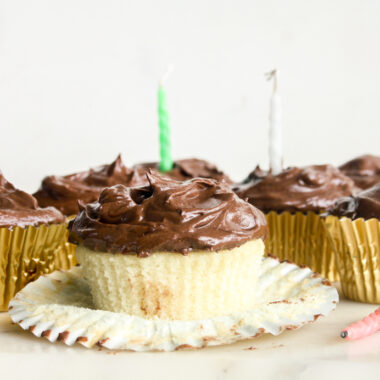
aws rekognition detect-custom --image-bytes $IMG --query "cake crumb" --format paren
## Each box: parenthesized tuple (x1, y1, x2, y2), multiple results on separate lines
(244, 346, 258, 351)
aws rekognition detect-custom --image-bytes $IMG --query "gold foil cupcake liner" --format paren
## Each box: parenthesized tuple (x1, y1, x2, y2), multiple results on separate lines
(265, 211, 339, 281)
(53, 230, 77, 270)
(55, 215, 77, 269)
(9, 257, 338, 352)
(325, 215, 380, 303)
(0, 223, 69, 311)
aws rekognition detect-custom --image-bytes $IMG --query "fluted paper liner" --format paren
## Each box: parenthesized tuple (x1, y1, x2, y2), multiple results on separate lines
(325, 215, 380, 303)
(0, 223, 73, 311)
(9, 257, 338, 352)
(265, 211, 339, 281)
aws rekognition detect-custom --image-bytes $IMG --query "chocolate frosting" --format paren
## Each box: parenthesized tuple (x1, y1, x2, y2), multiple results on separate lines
(69, 172, 267, 256)
(133, 158, 232, 184)
(34, 155, 149, 216)
(328, 182, 380, 220)
(0, 172, 64, 228)
(234, 165, 355, 213)
(339, 154, 380, 190)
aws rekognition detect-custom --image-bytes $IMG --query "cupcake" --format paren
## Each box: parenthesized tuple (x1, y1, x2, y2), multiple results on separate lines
(339, 154, 380, 190)
(69, 172, 267, 320)
(325, 183, 380, 303)
(133, 158, 233, 184)
(234, 164, 356, 280)
(0, 172, 66, 311)
(34, 155, 147, 216)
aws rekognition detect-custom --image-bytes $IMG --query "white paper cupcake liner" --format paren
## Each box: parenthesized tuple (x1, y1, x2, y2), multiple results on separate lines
(9, 257, 338, 352)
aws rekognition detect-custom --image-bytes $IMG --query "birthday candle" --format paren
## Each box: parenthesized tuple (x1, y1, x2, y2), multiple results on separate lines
(341, 307, 380, 340)
(158, 68, 174, 172)
(267, 69, 283, 175)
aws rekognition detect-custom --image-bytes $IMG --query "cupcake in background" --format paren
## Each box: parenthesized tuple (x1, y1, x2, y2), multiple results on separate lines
(69, 172, 267, 320)
(134, 158, 233, 184)
(325, 183, 380, 303)
(34, 155, 148, 216)
(0, 172, 67, 311)
(236, 165, 268, 187)
(234, 164, 356, 280)
(339, 154, 380, 190)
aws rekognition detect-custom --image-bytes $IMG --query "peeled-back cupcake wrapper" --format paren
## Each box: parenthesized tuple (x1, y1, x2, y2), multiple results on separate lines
(265, 211, 339, 281)
(325, 215, 380, 303)
(9, 257, 338, 352)
(0, 223, 70, 311)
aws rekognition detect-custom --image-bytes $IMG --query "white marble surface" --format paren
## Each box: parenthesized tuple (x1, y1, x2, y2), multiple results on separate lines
(1, 299, 380, 380)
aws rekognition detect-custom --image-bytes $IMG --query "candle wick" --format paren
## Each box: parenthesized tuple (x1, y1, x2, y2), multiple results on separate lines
(265, 69, 279, 93)
(159, 64, 175, 87)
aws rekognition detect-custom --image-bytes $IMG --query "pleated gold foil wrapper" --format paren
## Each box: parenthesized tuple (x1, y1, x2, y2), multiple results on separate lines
(325, 215, 380, 303)
(53, 215, 77, 270)
(265, 211, 339, 281)
(0, 223, 73, 311)
(53, 230, 77, 270)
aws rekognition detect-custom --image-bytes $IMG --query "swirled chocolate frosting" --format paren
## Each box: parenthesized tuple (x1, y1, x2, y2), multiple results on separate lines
(328, 182, 380, 220)
(234, 165, 355, 213)
(133, 158, 232, 184)
(0, 172, 64, 228)
(34, 155, 149, 216)
(69, 172, 267, 256)
(339, 154, 380, 190)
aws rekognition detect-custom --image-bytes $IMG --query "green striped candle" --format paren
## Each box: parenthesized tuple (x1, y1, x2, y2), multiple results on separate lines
(158, 84, 173, 172)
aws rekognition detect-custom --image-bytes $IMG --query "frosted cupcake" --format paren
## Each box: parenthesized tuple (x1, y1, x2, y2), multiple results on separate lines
(339, 154, 380, 190)
(0, 172, 66, 310)
(69, 172, 267, 320)
(134, 158, 232, 184)
(325, 183, 380, 303)
(234, 165, 355, 280)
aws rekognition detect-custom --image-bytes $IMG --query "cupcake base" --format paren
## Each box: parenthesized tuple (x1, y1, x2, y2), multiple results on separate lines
(0, 223, 68, 311)
(76, 239, 265, 320)
(9, 257, 338, 351)
(265, 211, 339, 281)
(325, 215, 380, 303)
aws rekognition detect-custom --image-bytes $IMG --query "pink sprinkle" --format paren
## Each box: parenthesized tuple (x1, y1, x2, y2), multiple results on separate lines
(341, 308, 380, 340)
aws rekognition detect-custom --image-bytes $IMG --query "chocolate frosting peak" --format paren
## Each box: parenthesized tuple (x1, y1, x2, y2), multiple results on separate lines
(69, 172, 267, 256)
(328, 182, 380, 220)
(339, 154, 380, 190)
(133, 158, 232, 184)
(235, 165, 355, 213)
(0, 172, 64, 228)
(34, 155, 149, 216)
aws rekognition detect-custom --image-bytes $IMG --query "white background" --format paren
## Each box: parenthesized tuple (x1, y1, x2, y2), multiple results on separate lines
(0, 0, 379, 192)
